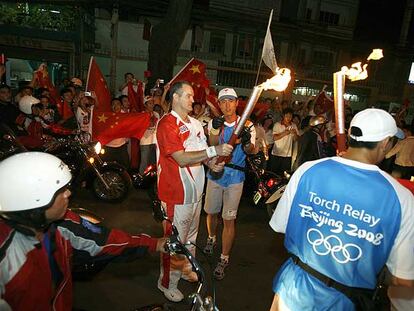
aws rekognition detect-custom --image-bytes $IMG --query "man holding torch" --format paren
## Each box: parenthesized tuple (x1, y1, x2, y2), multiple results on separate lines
(269, 108, 413, 311)
(203, 88, 256, 280)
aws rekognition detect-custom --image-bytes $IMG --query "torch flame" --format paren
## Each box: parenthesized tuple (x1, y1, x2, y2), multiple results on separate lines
(367, 49, 383, 61)
(340, 62, 368, 82)
(260, 67, 291, 91)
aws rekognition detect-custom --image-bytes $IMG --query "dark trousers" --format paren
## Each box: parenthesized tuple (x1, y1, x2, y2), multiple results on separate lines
(102, 143, 130, 169)
(270, 155, 292, 175)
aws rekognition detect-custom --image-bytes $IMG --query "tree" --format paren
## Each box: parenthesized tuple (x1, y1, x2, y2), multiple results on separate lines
(147, 0, 193, 88)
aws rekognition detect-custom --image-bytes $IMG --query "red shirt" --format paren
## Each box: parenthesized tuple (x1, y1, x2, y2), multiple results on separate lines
(156, 111, 208, 204)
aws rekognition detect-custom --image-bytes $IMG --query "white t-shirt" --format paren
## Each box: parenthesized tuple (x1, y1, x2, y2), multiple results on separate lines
(271, 122, 298, 157)
(140, 111, 160, 146)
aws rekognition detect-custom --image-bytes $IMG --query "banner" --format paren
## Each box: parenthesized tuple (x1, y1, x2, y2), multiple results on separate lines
(261, 10, 278, 74)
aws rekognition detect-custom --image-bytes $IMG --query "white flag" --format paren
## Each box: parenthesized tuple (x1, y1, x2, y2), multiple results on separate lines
(261, 10, 278, 74)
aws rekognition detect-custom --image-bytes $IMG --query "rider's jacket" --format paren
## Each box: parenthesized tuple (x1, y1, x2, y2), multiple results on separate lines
(0, 210, 157, 310)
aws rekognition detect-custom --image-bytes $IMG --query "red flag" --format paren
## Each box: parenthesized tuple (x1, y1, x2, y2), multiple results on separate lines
(127, 81, 144, 112)
(314, 91, 334, 114)
(86, 57, 112, 114)
(93, 111, 150, 145)
(170, 58, 210, 103)
(35, 65, 60, 106)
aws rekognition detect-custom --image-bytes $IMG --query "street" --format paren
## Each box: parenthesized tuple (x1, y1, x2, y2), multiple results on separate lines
(71, 185, 288, 311)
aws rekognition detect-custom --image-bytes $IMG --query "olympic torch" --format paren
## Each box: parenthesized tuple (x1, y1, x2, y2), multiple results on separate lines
(333, 49, 383, 153)
(216, 67, 291, 163)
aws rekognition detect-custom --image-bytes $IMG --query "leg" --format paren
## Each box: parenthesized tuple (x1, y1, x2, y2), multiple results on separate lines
(203, 179, 223, 254)
(139, 144, 150, 174)
(214, 182, 243, 280)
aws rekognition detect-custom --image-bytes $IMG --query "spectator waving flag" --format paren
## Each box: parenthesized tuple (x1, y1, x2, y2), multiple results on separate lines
(169, 58, 210, 103)
(85, 57, 150, 144)
(261, 10, 278, 74)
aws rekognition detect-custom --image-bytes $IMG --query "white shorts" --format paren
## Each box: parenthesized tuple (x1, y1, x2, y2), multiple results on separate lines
(203, 179, 243, 220)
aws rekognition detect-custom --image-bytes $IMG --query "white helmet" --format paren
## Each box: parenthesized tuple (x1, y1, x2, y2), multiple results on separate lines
(19, 95, 40, 115)
(0, 152, 72, 212)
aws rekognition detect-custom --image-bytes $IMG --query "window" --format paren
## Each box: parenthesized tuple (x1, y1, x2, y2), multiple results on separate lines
(312, 50, 333, 67)
(237, 34, 253, 58)
(306, 8, 312, 21)
(209, 31, 225, 54)
(319, 11, 339, 26)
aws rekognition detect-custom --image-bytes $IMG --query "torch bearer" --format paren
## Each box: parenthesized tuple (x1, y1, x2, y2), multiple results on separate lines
(216, 67, 291, 163)
(333, 49, 383, 153)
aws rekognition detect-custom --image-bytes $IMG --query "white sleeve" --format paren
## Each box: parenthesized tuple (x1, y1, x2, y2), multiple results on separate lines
(273, 122, 283, 135)
(382, 175, 414, 280)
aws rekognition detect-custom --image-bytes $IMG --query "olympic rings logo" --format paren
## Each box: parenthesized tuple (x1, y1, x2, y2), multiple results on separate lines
(307, 228, 363, 264)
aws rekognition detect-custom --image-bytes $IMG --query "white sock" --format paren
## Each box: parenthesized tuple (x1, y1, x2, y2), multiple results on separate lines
(220, 254, 229, 262)
(208, 236, 216, 243)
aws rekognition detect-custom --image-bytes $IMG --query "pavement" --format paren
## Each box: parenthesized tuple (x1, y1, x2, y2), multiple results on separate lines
(71, 185, 288, 311)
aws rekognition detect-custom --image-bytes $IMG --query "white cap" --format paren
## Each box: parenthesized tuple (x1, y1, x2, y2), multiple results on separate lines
(218, 88, 237, 101)
(19, 95, 40, 114)
(349, 108, 404, 142)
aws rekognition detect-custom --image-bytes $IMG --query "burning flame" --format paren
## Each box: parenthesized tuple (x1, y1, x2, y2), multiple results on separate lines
(260, 67, 291, 91)
(340, 62, 368, 81)
(339, 49, 383, 82)
(367, 49, 383, 61)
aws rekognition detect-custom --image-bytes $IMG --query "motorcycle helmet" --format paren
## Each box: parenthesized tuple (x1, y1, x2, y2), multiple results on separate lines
(0, 152, 72, 230)
(309, 115, 328, 127)
(19, 95, 40, 115)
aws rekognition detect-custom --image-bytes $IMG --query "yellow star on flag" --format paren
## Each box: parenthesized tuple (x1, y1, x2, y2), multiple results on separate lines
(98, 113, 108, 123)
(189, 65, 201, 74)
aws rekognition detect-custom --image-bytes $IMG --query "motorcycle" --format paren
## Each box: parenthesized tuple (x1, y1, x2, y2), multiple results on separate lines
(135, 205, 219, 311)
(43, 134, 132, 203)
(244, 154, 290, 218)
(131, 164, 163, 222)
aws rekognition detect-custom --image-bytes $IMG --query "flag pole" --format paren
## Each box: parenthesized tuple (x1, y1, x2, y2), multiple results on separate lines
(168, 57, 195, 84)
(255, 9, 274, 85)
(86, 56, 94, 91)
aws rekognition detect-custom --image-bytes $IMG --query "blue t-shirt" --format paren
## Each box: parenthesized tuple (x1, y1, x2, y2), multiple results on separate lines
(207, 122, 246, 187)
(270, 157, 410, 311)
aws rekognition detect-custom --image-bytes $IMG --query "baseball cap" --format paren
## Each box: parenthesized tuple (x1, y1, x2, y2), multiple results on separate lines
(218, 88, 237, 101)
(349, 108, 404, 142)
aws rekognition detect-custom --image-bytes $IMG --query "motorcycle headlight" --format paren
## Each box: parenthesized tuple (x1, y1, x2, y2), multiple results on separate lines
(94, 142, 102, 155)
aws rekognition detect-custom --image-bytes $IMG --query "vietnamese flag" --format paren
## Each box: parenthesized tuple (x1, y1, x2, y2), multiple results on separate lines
(93, 111, 150, 145)
(169, 58, 210, 103)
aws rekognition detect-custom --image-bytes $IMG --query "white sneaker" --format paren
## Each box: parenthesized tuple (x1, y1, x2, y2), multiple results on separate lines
(157, 281, 184, 302)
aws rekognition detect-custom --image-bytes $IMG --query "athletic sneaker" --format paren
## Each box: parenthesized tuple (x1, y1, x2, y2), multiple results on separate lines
(157, 280, 184, 302)
(213, 257, 229, 280)
(203, 237, 216, 255)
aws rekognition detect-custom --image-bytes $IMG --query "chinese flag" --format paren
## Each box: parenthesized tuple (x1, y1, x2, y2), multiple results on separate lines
(86, 57, 150, 144)
(314, 91, 334, 114)
(170, 58, 210, 103)
(127, 81, 145, 112)
(86, 57, 112, 113)
(93, 111, 150, 145)
(36, 68, 60, 106)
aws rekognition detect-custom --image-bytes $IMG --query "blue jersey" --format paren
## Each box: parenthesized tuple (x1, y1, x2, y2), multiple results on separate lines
(270, 157, 414, 310)
(207, 119, 254, 187)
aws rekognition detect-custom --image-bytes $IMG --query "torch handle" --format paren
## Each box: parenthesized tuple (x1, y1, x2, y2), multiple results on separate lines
(215, 133, 238, 164)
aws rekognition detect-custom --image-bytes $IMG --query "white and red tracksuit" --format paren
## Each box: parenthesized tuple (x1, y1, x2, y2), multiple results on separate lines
(156, 110, 207, 289)
(0, 210, 157, 311)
